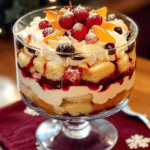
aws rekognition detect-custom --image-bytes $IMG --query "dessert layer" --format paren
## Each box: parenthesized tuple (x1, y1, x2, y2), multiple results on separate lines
(16, 6, 132, 68)
(18, 68, 135, 106)
(20, 81, 133, 116)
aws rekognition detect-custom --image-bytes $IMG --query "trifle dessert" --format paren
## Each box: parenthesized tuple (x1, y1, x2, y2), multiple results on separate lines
(15, 6, 136, 116)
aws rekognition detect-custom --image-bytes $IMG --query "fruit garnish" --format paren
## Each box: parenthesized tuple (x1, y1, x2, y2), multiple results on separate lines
(51, 19, 62, 30)
(78, 67, 89, 73)
(125, 42, 135, 53)
(92, 25, 116, 44)
(70, 54, 84, 60)
(124, 31, 131, 41)
(71, 23, 88, 41)
(95, 7, 107, 18)
(32, 72, 41, 81)
(27, 35, 31, 44)
(85, 13, 103, 29)
(60, 8, 67, 13)
(39, 20, 51, 29)
(16, 36, 24, 50)
(44, 11, 57, 21)
(100, 22, 116, 31)
(85, 33, 98, 44)
(59, 12, 75, 29)
(42, 27, 54, 37)
(74, 7, 89, 23)
(62, 67, 81, 86)
(26, 47, 36, 54)
(104, 43, 116, 55)
(114, 26, 123, 34)
(43, 29, 67, 42)
(56, 42, 75, 54)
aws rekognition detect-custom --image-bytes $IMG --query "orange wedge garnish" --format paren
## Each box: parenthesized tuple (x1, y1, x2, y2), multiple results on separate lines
(95, 7, 107, 18)
(60, 8, 67, 13)
(44, 10, 57, 21)
(92, 25, 116, 44)
(51, 19, 62, 30)
(27, 35, 31, 44)
(43, 29, 67, 42)
(100, 22, 116, 31)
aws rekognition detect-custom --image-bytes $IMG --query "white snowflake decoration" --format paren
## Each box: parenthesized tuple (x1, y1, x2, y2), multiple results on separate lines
(126, 134, 150, 149)
(24, 107, 39, 116)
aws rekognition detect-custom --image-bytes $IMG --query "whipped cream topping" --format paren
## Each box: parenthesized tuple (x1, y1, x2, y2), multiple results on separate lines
(18, 69, 135, 106)
(17, 11, 129, 67)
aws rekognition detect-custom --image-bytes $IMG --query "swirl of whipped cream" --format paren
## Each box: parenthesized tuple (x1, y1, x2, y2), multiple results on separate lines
(17, 13, 129, 67)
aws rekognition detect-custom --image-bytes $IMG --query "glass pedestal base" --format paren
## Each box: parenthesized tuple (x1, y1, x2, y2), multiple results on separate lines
(36, 119, 118, 150)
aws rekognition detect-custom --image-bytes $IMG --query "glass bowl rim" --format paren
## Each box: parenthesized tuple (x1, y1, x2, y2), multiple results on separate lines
(13, 6, 139, 54)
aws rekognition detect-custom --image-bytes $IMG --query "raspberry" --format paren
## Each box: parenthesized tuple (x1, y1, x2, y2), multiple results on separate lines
(39, 20, 51, 29)
(56, 42, 75, 57)
(71, 23, 88, 41)
(85, 32, 98, 44)
(62, 67, 81, 86)
(104, 43, 116, 55)
(85, 13, 103, 29)
(32, 72, 41, 81)
(59, 12, 75, 29)
(74, 7, 89, 23)
(42, 27, 54, 37)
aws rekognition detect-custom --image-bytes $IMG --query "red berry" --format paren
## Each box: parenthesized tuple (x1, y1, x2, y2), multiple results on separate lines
(74, 7, 89, 23)
(32, 72, 41, 81)
(71, 23, 88, 41)
(62, 67, 81, 86)
(85, 32, 98, 44)
(42, 27, 54, 37)
(85, 13, 103, 29)
(59, 12, 75, 29)
(39, 20, 51, 29)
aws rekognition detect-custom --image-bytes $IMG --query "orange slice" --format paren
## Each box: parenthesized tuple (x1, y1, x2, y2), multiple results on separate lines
(92, 25, 116, 44)
(95, 7, 107, 18)
(27, 35, 31, 44)
(51, 19, 62, 30)
(43, 29, 67, 42)
(44, 10, 57, 21)
(60, 8, 67, 13)
(101, 22, 116, 31)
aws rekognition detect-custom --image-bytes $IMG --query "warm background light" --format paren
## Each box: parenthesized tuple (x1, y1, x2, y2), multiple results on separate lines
(0, 28, 2, 34)
(49, 0, 57, 3)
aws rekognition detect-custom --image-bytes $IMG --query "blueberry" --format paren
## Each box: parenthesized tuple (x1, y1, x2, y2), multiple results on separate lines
(16, 36, 24, 50)
(26, 47, 36, 54)
(125, 42, 135, 53)
(56, 42, 75, 57)
(104, 43, 116, 55)
(71, 54, 84, 60)
(114, 27, 122, 34)
(124, 31, 131, 41)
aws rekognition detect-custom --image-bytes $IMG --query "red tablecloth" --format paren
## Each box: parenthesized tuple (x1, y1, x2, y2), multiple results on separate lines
(0, 101, 150, 150)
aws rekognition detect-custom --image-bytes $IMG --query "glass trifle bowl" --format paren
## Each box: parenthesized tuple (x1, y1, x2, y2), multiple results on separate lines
(13, 5, 138, 150)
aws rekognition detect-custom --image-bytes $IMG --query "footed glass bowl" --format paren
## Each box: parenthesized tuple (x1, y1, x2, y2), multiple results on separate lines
(13, 6, 138, 150)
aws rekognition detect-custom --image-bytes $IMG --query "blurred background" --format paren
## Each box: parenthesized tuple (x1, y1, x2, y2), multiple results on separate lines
(0, 0, 150, 107)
